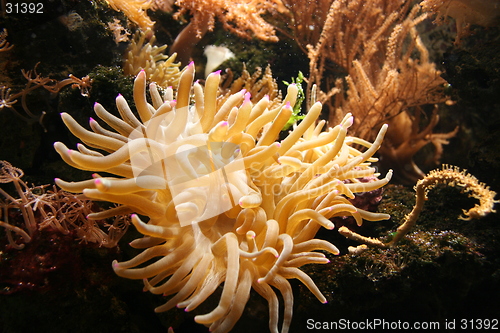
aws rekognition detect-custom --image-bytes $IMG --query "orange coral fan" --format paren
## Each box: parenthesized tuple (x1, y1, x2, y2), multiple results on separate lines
(173, 0, 283, 41)
(54, 63, 393, 332)
(168, 0, 286, 64)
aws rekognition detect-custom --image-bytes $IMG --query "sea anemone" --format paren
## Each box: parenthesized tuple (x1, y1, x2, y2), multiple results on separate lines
(54, 62, 392, 333)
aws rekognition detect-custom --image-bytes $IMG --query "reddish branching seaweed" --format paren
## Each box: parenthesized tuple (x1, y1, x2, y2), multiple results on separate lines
(0, 160, 130, 250)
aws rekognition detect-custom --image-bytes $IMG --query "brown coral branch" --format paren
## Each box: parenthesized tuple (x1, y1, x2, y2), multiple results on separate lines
(0, 28, 13, 52)
(340, 165, 498, 252)
(1, 63, 92, 130)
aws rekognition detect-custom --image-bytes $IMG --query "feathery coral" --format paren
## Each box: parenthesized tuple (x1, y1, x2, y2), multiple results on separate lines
(54, 64, 392, 332)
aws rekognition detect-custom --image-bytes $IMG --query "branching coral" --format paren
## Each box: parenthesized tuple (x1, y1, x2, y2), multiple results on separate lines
(54, 63, 393, 332)
(0, 161, 129, 250)
(168, 0, 286, 64)
(0, 29, 13, 52)
(106, 0, 285, 48)
(0, 63, 92, 130)
(282, 0, 457, 184)
(107, 18, 131, 44)
(171, 0, 284, 41)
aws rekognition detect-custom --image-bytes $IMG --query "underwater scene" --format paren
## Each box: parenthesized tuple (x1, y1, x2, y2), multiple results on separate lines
(0, 0, 500, 332)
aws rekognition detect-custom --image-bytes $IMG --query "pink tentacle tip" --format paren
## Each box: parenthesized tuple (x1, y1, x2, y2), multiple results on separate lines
(214, 69, 221, 75)
(244, 92, 251, 101)
(94, 178, 102, 185)
(188, 61, 194, 68)
(89, 117, 95, 122)
(285, 101, 291, 108)
(344, 116, 354, 128)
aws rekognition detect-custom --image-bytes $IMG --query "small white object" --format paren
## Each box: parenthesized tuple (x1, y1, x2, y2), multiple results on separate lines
(204, 45, 235, 77)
